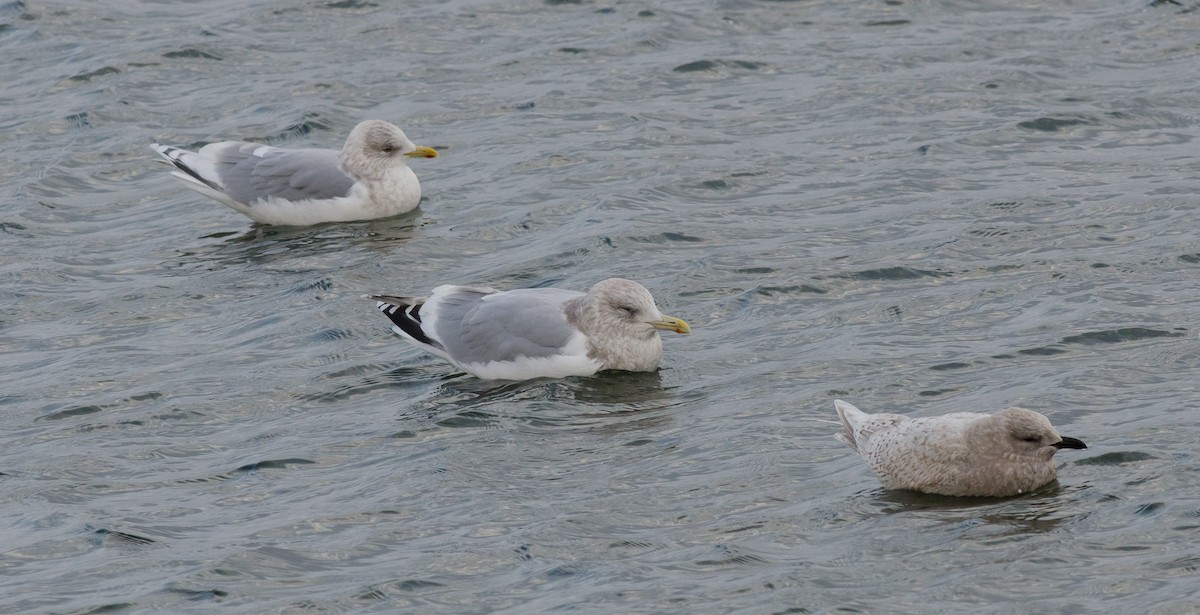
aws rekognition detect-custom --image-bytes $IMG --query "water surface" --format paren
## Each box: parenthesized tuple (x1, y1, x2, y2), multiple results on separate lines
(2, 0, 1199, 613)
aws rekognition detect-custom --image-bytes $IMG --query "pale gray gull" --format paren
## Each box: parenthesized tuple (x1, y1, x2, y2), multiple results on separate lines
(151, 120, 438, 225)
(370, 278, 691, 380)
(834, 399, 1086, 497)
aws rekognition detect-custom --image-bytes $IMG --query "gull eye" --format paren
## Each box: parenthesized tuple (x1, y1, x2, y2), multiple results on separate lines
(380, 144, 396, 154)
(617, 305, 637, 317)
(1019, 435, 1041, 444)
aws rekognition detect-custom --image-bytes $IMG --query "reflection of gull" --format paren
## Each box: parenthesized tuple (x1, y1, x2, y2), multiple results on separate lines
(151, 120, 437, 225)
(834, 400, 1087, 497)
(371, 278, 691, 381)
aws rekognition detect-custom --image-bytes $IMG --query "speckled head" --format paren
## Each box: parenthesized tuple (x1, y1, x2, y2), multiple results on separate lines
(341, 120, 437, 178)
(585, 278, 690, 338)
(565, 278, 690, 372)
(983, 407, 1087, 460)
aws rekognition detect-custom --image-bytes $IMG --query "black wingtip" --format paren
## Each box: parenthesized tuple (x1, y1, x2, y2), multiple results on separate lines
(376, 300, 438, 348)
(159, 147, 223, 192)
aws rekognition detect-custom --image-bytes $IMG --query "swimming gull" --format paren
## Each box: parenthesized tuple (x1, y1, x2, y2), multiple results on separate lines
(370, 278, 691, 380)
(834, 399, 1087, 497)
(151, 120, 438, 225)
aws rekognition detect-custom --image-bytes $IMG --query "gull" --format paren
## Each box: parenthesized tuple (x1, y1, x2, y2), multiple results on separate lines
(370, 278, 691, 380)
(834, 399, 1087, 497)
(151, 120, 437, 225)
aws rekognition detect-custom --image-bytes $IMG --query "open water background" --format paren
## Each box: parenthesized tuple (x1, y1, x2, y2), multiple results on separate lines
(2, 0, 1200, 612)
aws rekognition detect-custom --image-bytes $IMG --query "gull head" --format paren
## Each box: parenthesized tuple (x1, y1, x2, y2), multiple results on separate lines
(981, 407, 1087, 461)
(342, 120, 438, 177)
(587, 278, 690, 338)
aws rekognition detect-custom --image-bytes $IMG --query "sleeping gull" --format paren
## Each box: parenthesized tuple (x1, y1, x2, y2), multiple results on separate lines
(150, 120, 438, 225)
(834, 399, 1086, 497)
(370, 278, 691, 380)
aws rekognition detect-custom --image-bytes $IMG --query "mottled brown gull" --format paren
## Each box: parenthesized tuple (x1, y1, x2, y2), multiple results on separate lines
(370, 278, 691, 380)
(151, 120, 437, 225)
(834, 399, 1087, 497)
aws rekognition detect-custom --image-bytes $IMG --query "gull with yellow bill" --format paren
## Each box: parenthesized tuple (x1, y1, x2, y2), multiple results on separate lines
(370, 278, 690, 380)
(151, 119, 438, 225)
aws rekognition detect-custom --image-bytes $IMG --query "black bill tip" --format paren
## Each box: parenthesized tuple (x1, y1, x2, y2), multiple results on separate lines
(1053, 436, 1088, 450)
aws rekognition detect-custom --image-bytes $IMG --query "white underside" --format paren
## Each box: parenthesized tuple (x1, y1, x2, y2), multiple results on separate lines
(390, 324, 603, 380)
(169, 172, 384, 225)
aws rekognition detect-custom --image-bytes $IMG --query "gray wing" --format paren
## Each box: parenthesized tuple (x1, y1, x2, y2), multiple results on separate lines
(206, 144, 356, 204)
(430, 288, 585, 365)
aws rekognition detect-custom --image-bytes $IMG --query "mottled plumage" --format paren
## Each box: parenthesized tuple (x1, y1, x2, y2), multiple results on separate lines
(370, 278, 691, 380)
(151, 120, 437, 225)
(834, 400, 1086, 497)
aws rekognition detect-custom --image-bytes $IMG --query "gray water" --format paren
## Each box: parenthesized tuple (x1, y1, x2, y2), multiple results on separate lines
(2, 0, 1199, 612)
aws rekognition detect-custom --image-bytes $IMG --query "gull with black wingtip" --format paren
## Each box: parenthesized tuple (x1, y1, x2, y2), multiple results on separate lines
(151, 119, 437, 225)
(370, 278, 691, 381)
